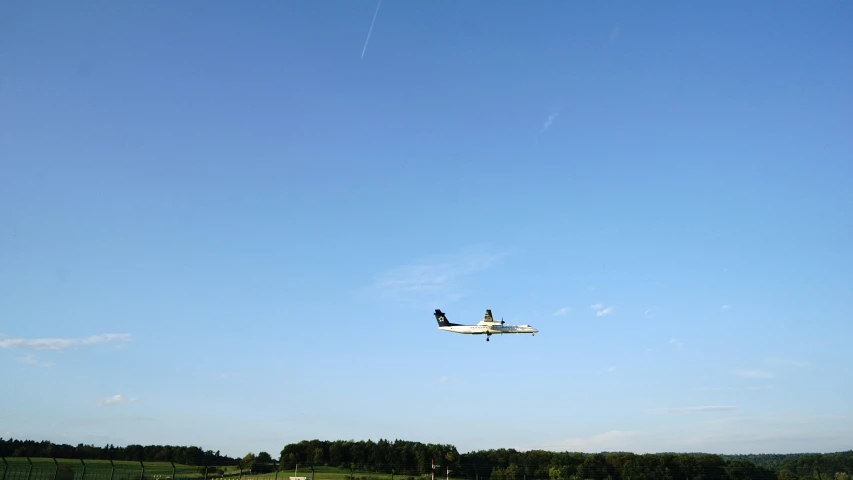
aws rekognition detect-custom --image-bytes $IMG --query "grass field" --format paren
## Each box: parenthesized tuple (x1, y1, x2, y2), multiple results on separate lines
(0, 459, 439, 480)
(246, 466, 425, 480)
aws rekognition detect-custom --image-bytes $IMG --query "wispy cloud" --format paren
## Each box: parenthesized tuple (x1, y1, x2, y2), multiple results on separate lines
(591, 304, 615, 317)
(732, 368, 775, 379)
(540, 112, 559, 132)
(766, 358, 809, 368)
(644, 308, 656, 319)
(15, 354, 52, 367)
(669, 337, 684, 350)
(694, 385, 775, 392)
(721, 304, 733, 311)
(534, 105, 561, 143)
(553, 307, 571, 316)
(609, 23, 622, 43)
(648, 406, 738, 415)
(363, 245, 508, 307)
(0, 333, 132, 351)
(435, 376, 461, 385)
(96, 395, 138, 407)
(529, 430, 643, 453)
(595, 366, 616, 374)
(518, 413, 853, 454)
(360, 0, 382, 59)
(59, 415, 156, 427)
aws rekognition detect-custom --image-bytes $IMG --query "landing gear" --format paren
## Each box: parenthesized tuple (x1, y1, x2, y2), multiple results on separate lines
(486, 333, 491, 342)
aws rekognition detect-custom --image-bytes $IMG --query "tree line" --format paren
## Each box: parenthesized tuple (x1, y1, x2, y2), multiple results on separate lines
(277, 439, 853, 480)
(720, 454, 853, 479)
(2, 437, 851, 480)
(0, 438, 237, 466)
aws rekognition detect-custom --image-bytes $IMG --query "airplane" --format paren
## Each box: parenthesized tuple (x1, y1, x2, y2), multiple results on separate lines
(433, 308, 538, 342)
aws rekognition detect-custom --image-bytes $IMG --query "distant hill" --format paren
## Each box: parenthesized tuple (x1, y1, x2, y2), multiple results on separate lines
(721, 453, 853, 476)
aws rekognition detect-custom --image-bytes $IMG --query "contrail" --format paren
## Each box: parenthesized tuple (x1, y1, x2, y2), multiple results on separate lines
(361, 0, 383, 59)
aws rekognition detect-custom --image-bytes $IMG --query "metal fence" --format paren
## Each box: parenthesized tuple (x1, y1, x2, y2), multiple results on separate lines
(0, 459, 225, 480)
(0, 460, 480, 480)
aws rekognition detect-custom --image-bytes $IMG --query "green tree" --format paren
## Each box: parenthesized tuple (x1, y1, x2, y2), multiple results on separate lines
(240, 453, 257, 472)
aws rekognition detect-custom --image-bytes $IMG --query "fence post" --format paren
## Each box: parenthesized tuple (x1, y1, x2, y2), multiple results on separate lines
(140, 461, 145, 480)
(53, 458, 60, 480)
(26, 457, 34, 480)
(171, 462, 176, 480)
(1, 457, 7, 480)
(81, 459, 87, 480)
(274, 463, 278, 480)
(109, 460, 115, 480)
(202, 463, 208, 480)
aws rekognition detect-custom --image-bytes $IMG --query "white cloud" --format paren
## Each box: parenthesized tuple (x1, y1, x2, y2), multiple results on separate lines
(553, 307, 571, 316)
(595, 366, 616, 374)
(96, 395, 138, 406)
(15, 354, 52, 367)
(435, 376, 461, 385)
(766, 358, 809, 367)
(518, 412, 853, 454)
(644, 309, 656, 319)
(609, 23, 622, 43)
(534, 105, 562, 143)
(591, 304, 615, 317)
(694, 385, 775, 392)
(363, 245, 508, 307)
(669, 337, 684, 350)
(648, 405, 738, 415)
(536, 430, 644, 453)
(694, 386, 735, 391)
(541, 112, 559, 132)
(732, 368, 775, 379)
(721, 304, 733, 310)
(0, 333, 132, 351)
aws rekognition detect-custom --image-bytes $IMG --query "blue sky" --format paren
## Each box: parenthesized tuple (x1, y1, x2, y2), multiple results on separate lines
(2, 0, 852, 459)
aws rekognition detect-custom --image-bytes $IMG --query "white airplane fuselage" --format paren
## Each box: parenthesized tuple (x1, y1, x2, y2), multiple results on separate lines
(433, 309, 538, 342)
(439, 324, 538, 335)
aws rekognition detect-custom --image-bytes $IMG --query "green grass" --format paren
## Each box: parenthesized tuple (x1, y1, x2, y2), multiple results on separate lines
(1, 458, 203, 480)
(249, 467, 421, 480)
(0, 460, 445, 480)
(3, 458, 191, 471)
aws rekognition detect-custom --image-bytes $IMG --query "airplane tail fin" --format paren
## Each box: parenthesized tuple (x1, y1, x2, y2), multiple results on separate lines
(434, 309, 453, 327)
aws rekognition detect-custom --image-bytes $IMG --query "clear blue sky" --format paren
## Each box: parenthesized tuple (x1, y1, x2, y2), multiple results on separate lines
(2, 0, 852, 459)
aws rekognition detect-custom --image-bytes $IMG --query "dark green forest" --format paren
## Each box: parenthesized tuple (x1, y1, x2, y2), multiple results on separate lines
(0, 438, 236, 466)
(2, 438, 851, 480)
(278, 440, 852, 480)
